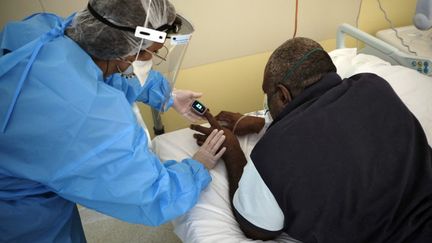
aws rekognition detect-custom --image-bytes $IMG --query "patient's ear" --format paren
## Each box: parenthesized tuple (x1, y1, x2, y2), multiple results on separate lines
(276, 84, 292, 105)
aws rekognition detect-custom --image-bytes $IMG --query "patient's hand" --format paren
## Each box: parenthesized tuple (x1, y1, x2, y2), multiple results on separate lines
(191, 110, 242, 159)
(215, 111, 265, 136)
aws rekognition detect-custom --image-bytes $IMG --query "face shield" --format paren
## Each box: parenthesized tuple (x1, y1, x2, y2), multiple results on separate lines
(154, 15, 194, 88)
(86, 0, 193, 89)
(135, 14, 194, 89)
(133, 0, 194, 134)
(84, 0, 193, 134)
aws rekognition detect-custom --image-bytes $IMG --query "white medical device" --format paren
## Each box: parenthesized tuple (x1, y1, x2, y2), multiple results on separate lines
(135, 26, 167, 43)
(376, 25, 431, 75)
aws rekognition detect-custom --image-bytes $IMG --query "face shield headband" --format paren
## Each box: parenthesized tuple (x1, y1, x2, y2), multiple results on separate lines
(87, 2, 195, 135)
(87, 3, 181, 44)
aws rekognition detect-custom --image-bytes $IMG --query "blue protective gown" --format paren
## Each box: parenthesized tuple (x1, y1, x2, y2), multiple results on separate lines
(0, 13, 211, 243)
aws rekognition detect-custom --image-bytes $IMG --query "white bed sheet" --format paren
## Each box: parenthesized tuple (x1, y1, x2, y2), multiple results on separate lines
(153, 114, 299, 243)
(152, 49, 432, 243)
(330, 48, 432, 144)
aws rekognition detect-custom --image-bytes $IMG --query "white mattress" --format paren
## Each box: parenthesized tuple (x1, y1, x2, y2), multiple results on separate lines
(152, 49, 432, 243)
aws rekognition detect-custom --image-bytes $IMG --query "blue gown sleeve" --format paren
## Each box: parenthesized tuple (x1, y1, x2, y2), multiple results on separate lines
(137, 70, 174, 111)
(63, 144, 208, 226)
(53, 125, 211, 226)
(0, 31, 4, 57)
(1, 81, 210, 226)
(0, 13, 203, 226)
(46, 94, 210, 225)
(105, 70, 174, 111)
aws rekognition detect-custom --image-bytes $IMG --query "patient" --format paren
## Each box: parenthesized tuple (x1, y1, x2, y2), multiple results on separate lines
(191, 37, 432, 242)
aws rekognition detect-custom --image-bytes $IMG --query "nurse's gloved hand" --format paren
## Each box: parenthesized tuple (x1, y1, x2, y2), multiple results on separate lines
(192, 129, 226, 170)
(172, 89, 203, 122)
(191, 110, 242, 162)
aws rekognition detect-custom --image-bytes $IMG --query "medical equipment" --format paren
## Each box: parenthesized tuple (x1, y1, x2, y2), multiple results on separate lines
(191, 100, 207, 116)
(376, 25, 432, 74)
(376, 26, 432, 57)
(151, 46, 432, 242)
(336, 23, 432, 76)
(135, 26, 167, 43)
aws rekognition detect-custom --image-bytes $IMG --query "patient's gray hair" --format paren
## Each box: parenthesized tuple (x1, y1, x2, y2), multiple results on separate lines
(264, 37, 336, 98)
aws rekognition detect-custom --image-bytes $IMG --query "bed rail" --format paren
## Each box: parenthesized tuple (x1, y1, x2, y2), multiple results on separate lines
(336, 23, 431, 76)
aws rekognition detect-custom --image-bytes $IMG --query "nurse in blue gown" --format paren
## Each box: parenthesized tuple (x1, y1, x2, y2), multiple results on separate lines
(0, 0, 226, 242)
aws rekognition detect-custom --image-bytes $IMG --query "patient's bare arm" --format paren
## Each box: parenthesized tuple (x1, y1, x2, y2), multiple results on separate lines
(191, 110, 247, 200)
(191, 111, 279, 240)
(215, 111, 265, 136)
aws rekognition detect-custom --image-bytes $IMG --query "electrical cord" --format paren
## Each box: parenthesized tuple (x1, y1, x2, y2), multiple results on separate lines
(355, 0, 364, 49)
(356, 0, 363, 28)
(293, 0, 299, 38)
(377, 0, 417, 55)
(232, 115, 247, 135)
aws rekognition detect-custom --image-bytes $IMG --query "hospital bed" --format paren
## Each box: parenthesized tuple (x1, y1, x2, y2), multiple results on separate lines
(336, 23, 432, 76)
(151, 25, 432, 243)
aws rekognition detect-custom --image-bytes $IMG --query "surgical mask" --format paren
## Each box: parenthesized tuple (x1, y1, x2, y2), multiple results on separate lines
(132, 59, 153, 86)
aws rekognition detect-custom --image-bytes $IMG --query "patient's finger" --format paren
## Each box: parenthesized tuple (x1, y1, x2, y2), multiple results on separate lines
(195, 139, 204, 147)
(193, 133, 208, 143)
(215, 111, 232, 122)
(190, 124, 213, 135)
(204, 110, 222, 130)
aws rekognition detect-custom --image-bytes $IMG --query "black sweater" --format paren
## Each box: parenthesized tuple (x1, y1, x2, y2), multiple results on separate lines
(251, 72, 432, 243)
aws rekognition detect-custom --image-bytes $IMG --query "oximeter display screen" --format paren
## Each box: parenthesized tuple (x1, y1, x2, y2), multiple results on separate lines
(192, 100, 207, 114)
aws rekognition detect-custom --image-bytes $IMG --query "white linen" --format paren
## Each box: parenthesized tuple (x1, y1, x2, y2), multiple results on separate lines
(330, 48, 432, 145)
(152, 114, 299, 243)
(152, 49, 432, 243)
(233, 157, 285, 231)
